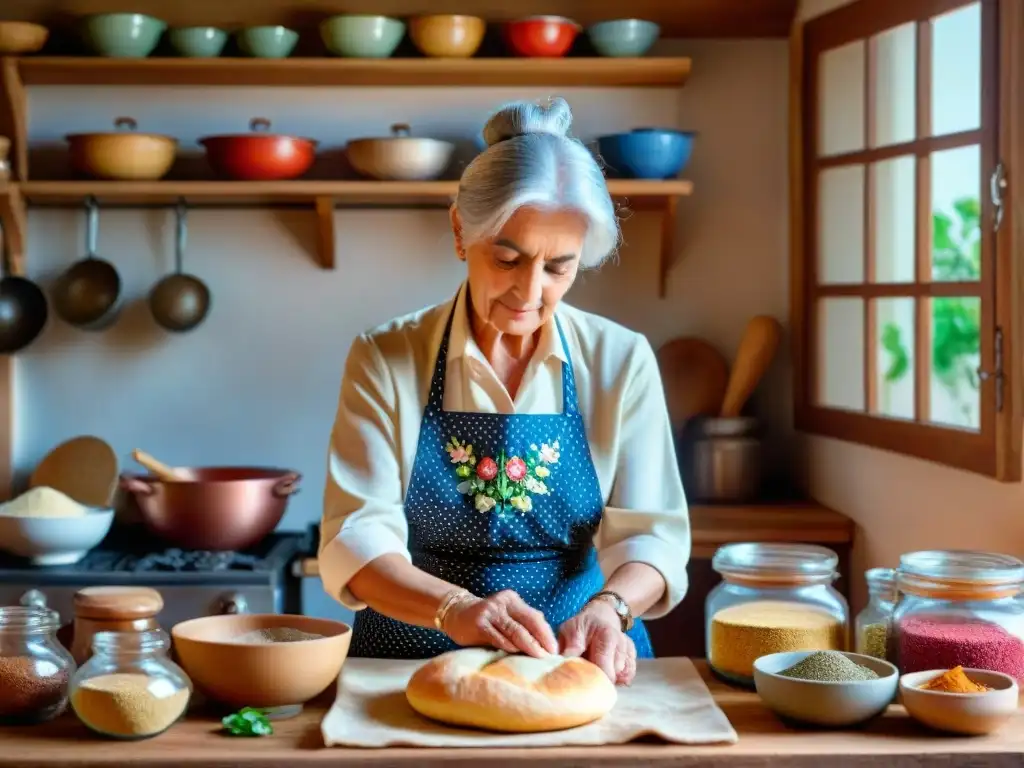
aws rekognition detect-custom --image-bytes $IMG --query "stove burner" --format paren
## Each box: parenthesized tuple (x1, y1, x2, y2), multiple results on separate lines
(113, 549, 262, 573)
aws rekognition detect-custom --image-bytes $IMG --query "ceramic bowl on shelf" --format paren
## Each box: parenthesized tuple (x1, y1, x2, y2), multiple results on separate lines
(80, 13, 166, 58)
(320, 15, 405, 58)
(236, 25, 299, 58)
(168, 26, 228, 57)
(588, 19, 660, 57)
(504, 16, 581, 57)
(753, 651, 899, 728)
(0, 21, 49, 55)
(171, 614, 351, 715)
(597, 128, 695, 179)
(409, 14, 485, 58)
(0, 507, 115, 566)
(899, 669, 1019, 735)
(346, 123, 455, 181)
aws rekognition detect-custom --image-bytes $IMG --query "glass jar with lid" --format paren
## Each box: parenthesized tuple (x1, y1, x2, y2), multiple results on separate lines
(706, 542, 849, 687)
(0, 605, 77, 724)
(854, 567, 897, 660)
(70, 629, 192, 740)
(892, 550, 1024, 683)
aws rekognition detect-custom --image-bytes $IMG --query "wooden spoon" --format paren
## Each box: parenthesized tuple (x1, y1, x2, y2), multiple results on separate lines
(656, 337, 731, 429)
(720, 316, 783, 418)
(132, 449, 189, 482)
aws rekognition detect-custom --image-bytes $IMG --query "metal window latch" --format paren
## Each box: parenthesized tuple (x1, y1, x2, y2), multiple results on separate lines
(977, 327, 1005, 412)
(991, 161, 1008, 232)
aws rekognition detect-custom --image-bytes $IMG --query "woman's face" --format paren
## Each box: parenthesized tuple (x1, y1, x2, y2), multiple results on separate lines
(455, 205, 586, 338)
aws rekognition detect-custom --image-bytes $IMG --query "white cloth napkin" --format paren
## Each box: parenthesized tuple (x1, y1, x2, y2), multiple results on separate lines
(321, 656, 738, 748)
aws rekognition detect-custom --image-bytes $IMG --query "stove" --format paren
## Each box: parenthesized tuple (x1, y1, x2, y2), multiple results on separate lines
(0, 528, 309, 630)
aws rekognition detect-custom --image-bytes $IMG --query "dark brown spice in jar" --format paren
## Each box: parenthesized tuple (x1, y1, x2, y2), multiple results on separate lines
(0, 655, 71, 723)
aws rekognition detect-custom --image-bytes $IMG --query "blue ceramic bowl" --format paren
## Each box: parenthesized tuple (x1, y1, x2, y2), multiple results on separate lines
(81, 13, 166, 58)
(588, 19, 660, 57)
(597, 128, 695, 179)
(168, 26, 228, 57)
(320, 15, 405, 57)
(236, 26, 299, 58)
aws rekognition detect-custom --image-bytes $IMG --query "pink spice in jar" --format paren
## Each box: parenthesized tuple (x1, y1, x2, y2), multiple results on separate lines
(898, 616, 1024, 683)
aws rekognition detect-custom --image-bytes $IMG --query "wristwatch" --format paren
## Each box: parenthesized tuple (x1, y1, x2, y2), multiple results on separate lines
(589, 590, 634, 632)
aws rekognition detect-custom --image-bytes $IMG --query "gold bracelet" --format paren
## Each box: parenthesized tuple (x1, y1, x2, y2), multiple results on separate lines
(434, 589, 474, 632)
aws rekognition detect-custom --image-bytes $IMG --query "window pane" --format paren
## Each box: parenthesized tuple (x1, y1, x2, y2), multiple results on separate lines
(931, 145, 981, 282)
(819, 40, 865, 156)
(872, 23, 916, 147)
(818, 165, 864, 284)
(818, 297, 865, 411)
(872, 155, 915, 283)
(931, 2, 981, 136)
(873, 297, 915, 420)
(927, 296, 980, 430)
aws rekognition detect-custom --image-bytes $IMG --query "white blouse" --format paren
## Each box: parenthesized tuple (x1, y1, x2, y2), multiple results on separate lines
(318, 283, 691, 619)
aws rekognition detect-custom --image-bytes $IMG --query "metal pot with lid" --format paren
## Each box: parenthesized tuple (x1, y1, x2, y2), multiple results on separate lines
(199, 117, 318, 181)
(65, 117, 177, 181)
(52, 196, 121, 331)
(346, 123, 455, 181)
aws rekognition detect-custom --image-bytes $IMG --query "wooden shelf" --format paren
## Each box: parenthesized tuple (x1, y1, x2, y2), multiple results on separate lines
(14, 179, 692, 285)
(294, 501, 854, 576)
(16, 57, 692, 88)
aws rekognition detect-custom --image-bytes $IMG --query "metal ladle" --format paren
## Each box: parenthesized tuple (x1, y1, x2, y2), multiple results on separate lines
(52, 196, 122, 330)
(149, 199, 210, 333)
(0, 218, 48, 354)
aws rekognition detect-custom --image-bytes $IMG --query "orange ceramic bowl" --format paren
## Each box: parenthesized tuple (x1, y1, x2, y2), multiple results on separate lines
(409, 14, 485, 58)
(170, 614, 351, 710)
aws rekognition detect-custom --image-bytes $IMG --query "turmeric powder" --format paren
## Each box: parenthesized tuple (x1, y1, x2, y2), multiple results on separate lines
(920, 666, 990, 693)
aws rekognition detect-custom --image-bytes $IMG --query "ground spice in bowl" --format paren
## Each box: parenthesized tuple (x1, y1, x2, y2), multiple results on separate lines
(71, 672, 190, 739)
(232, 627, 325, 644)
(919, 665, 990, 693)
(0, 656, 71, 724)
(778, 651, 879, 682)
(709, 600, 846, 682)
(898, 616, 1024, 684)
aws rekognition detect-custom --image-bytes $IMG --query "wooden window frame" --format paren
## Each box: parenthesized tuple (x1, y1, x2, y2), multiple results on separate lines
(789, 0, 1023, 481)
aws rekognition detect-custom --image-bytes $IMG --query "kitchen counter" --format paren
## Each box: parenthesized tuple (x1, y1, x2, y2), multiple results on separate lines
(2, 662, 1021, 768)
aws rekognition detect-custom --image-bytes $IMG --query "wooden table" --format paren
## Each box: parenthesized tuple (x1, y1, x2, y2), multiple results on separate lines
(2, 662, 1021, 768)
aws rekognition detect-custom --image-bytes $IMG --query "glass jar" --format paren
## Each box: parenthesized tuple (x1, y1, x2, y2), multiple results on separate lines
(70, 629, 192, 740)
(71, 586, 163, 665)
(706, 542, 849, 687)
(854, 567, 897, 660)
(0, 606, 76, 724)
(892, 550, 1024, 683)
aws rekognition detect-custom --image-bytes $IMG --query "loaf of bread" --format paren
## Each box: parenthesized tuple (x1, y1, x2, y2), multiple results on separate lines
(405, 648, 617, 733)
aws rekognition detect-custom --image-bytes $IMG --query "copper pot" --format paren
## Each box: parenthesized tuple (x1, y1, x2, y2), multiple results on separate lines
(119, 467, 301, 551)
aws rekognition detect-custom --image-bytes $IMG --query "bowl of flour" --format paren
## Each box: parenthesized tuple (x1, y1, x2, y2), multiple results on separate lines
(0, 486, 114, 565)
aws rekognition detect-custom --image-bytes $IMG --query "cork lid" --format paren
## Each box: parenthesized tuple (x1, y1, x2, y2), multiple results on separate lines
(74, 586, 164, 620)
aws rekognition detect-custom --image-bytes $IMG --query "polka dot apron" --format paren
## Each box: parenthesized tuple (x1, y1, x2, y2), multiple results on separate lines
(350, 307, 655, 660)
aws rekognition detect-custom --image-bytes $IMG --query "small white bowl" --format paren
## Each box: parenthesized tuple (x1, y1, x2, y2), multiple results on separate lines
(0, 509, 114, 565)
(754, 651, 899, 727)
(899, 668, 1019, 735)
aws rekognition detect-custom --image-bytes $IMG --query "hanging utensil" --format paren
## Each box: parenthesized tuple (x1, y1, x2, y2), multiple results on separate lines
(148, 198, 210, 333)
(0, 217, 47, 354)
(52, 196, 122, 330)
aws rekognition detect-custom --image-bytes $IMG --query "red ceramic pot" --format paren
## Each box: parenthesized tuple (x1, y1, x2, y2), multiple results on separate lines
(199, 117, 318, 181)
(504, 16, 581, 57)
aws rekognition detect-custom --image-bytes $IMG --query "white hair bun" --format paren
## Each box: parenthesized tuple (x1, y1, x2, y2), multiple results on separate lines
(482, 97, 574, 147)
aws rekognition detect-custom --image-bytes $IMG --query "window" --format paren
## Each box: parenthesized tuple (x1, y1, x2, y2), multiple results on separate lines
(792, 0, 1023, 480)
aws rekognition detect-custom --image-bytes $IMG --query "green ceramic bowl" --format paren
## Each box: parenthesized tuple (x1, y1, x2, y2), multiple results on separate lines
(320, 15, 405, 58)
(168, 26, 228, 57)
(236, 25, 298, 58)
(81, 13, 166, 58)
(588, 19, 660, 57)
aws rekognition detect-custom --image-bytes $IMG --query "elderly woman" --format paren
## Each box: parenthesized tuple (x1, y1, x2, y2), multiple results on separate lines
(319, 98, 690, 686)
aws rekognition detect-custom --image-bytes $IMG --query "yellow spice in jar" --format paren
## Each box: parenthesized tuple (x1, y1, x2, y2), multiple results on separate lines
(709, 601, 846, 679)
(72, 673, 189, 738)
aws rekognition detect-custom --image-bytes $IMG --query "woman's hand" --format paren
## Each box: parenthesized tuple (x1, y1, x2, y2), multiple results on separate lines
(444, 589, 559, 657)
(558, 599, 637, 685)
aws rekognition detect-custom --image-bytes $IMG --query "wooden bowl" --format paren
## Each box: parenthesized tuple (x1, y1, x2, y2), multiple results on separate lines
(899, 669, 1019, 735)
(0, 22, 49, 54)
(170, 614, 351, 712)
(409, 14, 485, 58)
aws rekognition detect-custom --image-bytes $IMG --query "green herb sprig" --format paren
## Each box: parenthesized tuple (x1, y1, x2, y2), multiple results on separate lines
(221, 707, 273, 737)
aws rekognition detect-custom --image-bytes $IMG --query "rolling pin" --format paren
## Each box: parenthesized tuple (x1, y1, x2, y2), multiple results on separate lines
(720, 316, 783, 418)
(132, 449, 189, 482)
